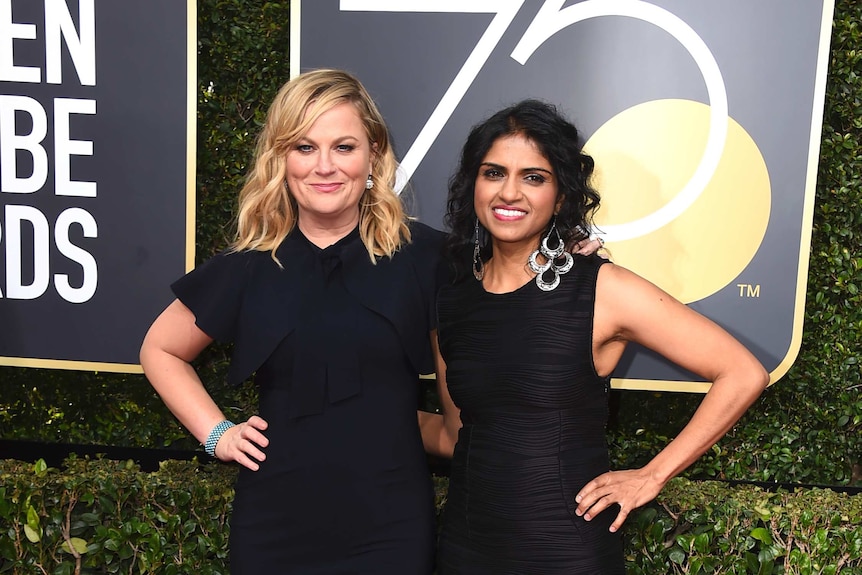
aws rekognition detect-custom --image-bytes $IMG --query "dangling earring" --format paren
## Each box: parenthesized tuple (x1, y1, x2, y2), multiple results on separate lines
(528, 218, 573, 291)
(472, 218, 485, 281)
(365, 175, 374, 190)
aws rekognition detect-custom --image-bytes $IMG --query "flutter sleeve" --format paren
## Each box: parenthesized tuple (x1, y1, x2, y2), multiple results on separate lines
(170, 251, 253, 344)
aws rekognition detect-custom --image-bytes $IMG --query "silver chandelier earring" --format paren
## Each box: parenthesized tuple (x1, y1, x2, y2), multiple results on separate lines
(365, 175, 374, 190)
(472, 218, 485, 281)
(528, 218, 573, 291)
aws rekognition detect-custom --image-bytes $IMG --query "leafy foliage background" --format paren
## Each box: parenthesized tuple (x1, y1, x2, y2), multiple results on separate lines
(1, 0, 860, 488)
(2, 459, 859, 573)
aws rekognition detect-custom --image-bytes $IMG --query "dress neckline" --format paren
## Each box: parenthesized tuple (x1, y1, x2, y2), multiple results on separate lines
(295, 225, 361, 255)
(476, 274, 537, 297)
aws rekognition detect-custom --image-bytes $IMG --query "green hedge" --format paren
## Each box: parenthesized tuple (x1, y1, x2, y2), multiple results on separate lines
(0, 459, 234, 574)
(0, 0, 860, 487)
(2, 459, 859, 573)
(625, 480, 862, 575)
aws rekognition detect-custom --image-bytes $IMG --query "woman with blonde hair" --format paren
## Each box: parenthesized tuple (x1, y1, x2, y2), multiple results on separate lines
(141, 69, 442, 573)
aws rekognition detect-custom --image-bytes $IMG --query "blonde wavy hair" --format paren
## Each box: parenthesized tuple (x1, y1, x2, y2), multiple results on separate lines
(232, 69, 410, 263)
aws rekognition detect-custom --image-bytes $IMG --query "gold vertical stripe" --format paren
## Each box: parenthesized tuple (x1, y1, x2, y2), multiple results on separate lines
(290, 1, 302, 79)
(186, 0, 198, 272)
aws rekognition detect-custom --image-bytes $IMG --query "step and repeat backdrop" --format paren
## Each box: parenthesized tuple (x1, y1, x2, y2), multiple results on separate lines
(1, 0, 835, 392)
(291, 0, 834, 392)
(0, 0, 195, 372)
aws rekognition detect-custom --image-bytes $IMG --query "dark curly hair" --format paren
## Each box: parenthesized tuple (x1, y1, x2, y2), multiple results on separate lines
(444, 99, 600, 281)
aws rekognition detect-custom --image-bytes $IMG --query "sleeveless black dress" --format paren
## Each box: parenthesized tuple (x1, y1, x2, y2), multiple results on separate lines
(171, 223, 443, 574)
(436, 254, 625, 574)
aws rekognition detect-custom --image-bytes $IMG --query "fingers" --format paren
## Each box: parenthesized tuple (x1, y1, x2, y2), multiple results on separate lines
(240, 417, 270, 449)
(579, 494, 626, 526)
(609, 508, 630, 533)
(577, 493, 631, 532)
(576, 238, 603, 255)
(235, 425, 268, 463)
(574, 472, 610, 515)
(214, 417, 270, 471)
(575, 474, 614, 520)
(234, 449, 263, 472)
(246, 415, 269, 431)
(574, 470, 640, 532)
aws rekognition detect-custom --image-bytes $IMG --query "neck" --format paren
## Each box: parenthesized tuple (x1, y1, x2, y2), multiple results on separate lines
(481, 240, 537, 293)
(297, 215, 359, 249)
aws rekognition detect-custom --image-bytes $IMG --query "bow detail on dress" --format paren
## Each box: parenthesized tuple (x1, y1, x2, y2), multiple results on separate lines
(183, 223, 445, 420)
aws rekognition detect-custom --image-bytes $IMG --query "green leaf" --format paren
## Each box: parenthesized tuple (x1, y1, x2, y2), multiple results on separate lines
(26, 505, 40, 532)
(23, 524, 41, 543)
(750, 527, 773, 545)
(79, 512, 101, 525)
(745, 551, 760, 572)
(694, 532, 711, 554)
(668, 546, 686, 565)
(60, 537, 90, 554)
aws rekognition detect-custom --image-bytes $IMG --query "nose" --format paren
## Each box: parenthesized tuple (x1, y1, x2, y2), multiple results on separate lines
(497, 176, 522, 202)
(315, 149, 336, 175)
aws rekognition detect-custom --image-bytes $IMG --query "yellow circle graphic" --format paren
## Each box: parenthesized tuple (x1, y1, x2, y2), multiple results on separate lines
(584, 99, 771, 303)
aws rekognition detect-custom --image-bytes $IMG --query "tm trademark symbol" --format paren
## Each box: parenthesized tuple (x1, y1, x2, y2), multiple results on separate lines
(736, 284, 761, 298)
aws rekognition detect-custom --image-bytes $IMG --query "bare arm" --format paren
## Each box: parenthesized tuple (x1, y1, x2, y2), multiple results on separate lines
(140, 299, 269, 470)
(576, 264, 769, 531)
(417, 330, 462, 458)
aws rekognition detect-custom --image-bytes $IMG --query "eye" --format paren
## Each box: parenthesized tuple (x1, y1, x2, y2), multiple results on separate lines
(525, 173, 548, 185)
(482, 168, 504, 180)
(294, 143, 314, 153)
(336, 144, 356, 152)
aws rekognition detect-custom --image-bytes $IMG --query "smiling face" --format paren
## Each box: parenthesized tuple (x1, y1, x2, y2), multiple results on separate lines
(474, 134, 560, 254)
(285, 101, 375, 231)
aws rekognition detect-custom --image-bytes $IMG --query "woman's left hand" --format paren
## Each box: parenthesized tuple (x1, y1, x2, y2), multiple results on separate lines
(574, 468, 664, 532)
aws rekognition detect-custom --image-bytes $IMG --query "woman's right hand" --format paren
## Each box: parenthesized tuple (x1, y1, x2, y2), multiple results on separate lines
(214, 415, 270, 471)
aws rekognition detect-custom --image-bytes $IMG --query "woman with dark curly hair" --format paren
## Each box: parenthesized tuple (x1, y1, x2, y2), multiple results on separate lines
(420, 100, 768, 573)
(443, 100, 600, 280)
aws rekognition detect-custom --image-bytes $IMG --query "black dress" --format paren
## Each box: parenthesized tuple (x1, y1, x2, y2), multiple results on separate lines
(171, 223, 443, 574)
(435, 254, 625, 574)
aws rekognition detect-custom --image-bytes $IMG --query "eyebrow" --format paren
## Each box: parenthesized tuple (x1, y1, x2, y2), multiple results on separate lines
(296, 135, 361, 144)
(480, 161, 553, 176)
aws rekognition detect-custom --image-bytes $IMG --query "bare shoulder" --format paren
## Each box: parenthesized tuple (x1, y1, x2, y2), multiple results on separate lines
(595, 262, 677, 306)
(594, 262, 707, 344)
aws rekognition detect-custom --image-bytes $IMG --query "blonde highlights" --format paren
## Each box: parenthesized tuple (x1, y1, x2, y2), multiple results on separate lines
(232, 69, 410, 262)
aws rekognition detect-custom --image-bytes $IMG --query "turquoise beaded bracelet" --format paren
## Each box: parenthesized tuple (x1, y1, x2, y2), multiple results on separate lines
(204, 420, 235, 457)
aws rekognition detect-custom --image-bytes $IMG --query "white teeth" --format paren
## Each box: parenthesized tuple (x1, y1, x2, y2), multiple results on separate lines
(494, 208, 526, 217)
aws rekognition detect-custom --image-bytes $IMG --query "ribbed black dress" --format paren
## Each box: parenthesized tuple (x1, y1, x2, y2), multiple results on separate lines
(171, 223, 443, 574)
(436, 254, 625, 574)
